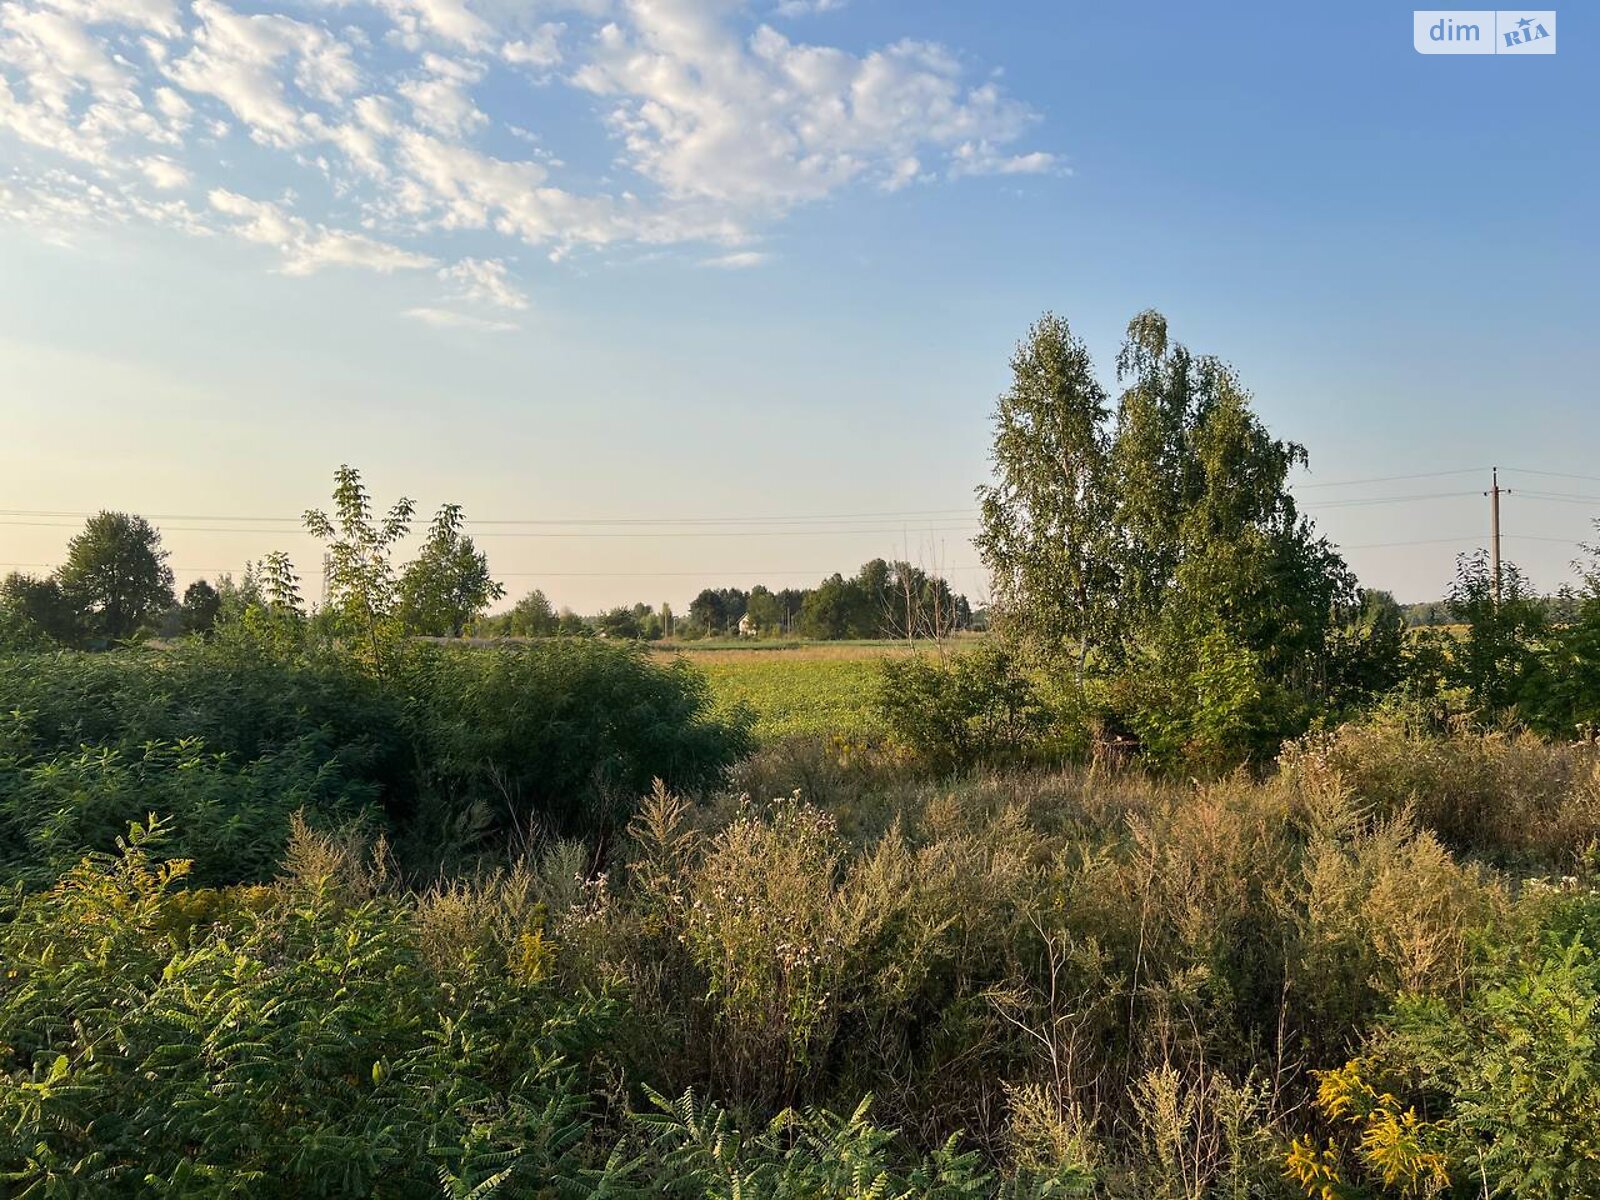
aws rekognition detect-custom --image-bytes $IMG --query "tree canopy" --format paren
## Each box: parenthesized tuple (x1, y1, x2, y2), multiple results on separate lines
(57, 511, 175, 643)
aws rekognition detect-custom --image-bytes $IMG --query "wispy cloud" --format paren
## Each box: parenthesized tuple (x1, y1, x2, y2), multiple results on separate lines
(403, 306, 517, 332)
(0, 0, 1057, 310)
(700, 251, 771, 270)
(773, 0, 849, 16)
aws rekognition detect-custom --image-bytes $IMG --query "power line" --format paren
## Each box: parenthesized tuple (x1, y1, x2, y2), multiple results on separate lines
(0, 518, 983, 539)
(1503, 467, 1600, 486)
(1339, 535, 1483, 550)
(0, 506, 978, 527)
(0, 561, 986, 579)
(1290, 468, 1486, 490)
(1301, 490, 1483, 510)
(1517, 490, 1600, 507)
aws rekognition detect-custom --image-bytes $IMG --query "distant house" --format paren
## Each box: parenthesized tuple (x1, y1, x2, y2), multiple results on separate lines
(737, 612, 756, 638)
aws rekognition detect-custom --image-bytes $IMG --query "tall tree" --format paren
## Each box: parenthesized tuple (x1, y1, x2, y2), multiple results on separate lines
(0, 572, 81, 646)
(1447, 550, 1544, 714)
(180, 579, 222, 637)
(396, 503, 504, 637)
(976, 313, 1116, 683)
(303, 466, 415, 665)
(978, 309, 1355, 758)
(57, 512, 174, 642)
(493, 589, 558, 637)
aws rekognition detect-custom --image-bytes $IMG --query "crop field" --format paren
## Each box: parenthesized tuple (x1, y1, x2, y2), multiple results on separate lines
(658, 640, 916, 739)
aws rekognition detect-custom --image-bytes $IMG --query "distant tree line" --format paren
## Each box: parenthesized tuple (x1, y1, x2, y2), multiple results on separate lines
(682, 560, 974, 641)
(1403, 593, 1584, 628)
(2, 472, 974, 652)
(468, 560, 975, 643)
(1, 467, 504, 659)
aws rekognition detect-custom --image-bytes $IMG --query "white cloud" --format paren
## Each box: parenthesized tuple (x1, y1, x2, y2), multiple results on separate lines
(396, 51, 484, 136)
(0, 0, 1055, 298)
(38, 0, 179, 36)
(501, 21, 562, 69)
(403, 304, 515, 331)
(948, 141, 1058, 178)
(440, 254, 526, 308)
(139, 153, 189, 187)
(152, 84, 191, 123)
(700, 250, 768, 269)
(165, 0, 361, 148)
(367, 0, 489, 50)
(571, 8, 1047, 208)
(209, 187, 434, 273)
(773, 0, 847, 16)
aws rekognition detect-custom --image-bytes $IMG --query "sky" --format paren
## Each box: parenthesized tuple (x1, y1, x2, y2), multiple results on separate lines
(0, 0, 1595, 612)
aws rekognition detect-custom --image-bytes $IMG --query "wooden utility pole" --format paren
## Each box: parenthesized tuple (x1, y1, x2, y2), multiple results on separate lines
(1487, 467, 1507, 606)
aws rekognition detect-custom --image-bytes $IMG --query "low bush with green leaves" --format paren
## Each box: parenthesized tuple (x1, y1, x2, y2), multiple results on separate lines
(875, 644, 1054, 772)
(1289, 889, 1600, 1200)
(0, 817, 618, 1197)
(0, 637, 751, 888)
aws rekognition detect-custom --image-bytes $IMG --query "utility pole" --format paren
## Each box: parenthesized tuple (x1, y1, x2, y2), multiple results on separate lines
(1486, 467, 1508, 606)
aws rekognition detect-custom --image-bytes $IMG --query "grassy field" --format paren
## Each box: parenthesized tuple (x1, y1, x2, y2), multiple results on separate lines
(656, 639, 922, 739)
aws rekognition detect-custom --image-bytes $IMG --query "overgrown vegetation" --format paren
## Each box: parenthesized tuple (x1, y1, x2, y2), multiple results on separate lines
(5, 313, 1600, 1196)
(4, 723, 1598, 1196)
(0, 636, 749, 888)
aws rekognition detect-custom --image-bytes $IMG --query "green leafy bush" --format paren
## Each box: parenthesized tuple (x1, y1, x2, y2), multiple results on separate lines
(0, 638, 752, 887)
(0, 818, 617, 1197)
(1290, 890, 1600, 1200)
(395, 639, 753, 841)
(628, 1088, 1004, 1199)
(876, 645, 1050, 772)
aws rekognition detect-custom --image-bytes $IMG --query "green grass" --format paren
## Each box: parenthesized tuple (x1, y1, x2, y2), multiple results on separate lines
(691, 653, 888, 741)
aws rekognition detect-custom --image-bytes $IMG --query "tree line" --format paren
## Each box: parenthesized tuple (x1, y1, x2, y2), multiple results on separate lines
(1, 470, 975, 652)
(0, 469, 504, 656)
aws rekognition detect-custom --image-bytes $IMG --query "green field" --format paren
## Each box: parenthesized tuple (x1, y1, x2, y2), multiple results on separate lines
(660, 642, 905, 739)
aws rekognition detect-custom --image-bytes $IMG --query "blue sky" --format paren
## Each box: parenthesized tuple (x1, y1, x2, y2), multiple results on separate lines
(0, 1, 1594, 610)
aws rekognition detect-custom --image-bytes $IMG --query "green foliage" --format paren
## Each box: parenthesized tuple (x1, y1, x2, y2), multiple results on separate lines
(0, 735, 379, 888)
(5, 723, 1600, 1196)
(397, 503, 505, 637)
(876, 644, 1050, 771)
(0, 636, 749, 888)
(630, 1088, 999, 1199)
(179, 578, 222, 637)
(0, 643, 400, 886)
(976, 312, 1115, 677)
(977, 310, 1357, 768)
(57, 511, 176, 644)
(1328, 590, 1409, 708)
(392, 639, 753, 843)
(472, 588, 561, 637)
(0, 573, 80, 648)
(1445, 549, 1546, 716)
(0, 817, 616, 1197)
(303, 463, 418, 669)
(1292, 891, 1600, 1200)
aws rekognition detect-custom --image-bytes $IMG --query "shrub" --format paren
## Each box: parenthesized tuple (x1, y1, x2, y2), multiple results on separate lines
(0, 736, 380, 888)
(0, 644, 398, 887)
(0, 638, 752, 888)
(629, 1088, 1000, 1199)
(876, 645, 1051, 772)
(1280, 719, 1600, 868)
(395, 639, 753, 844)
(1290, 891, 1600, 1200)
(0, 818, 617, 1196)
